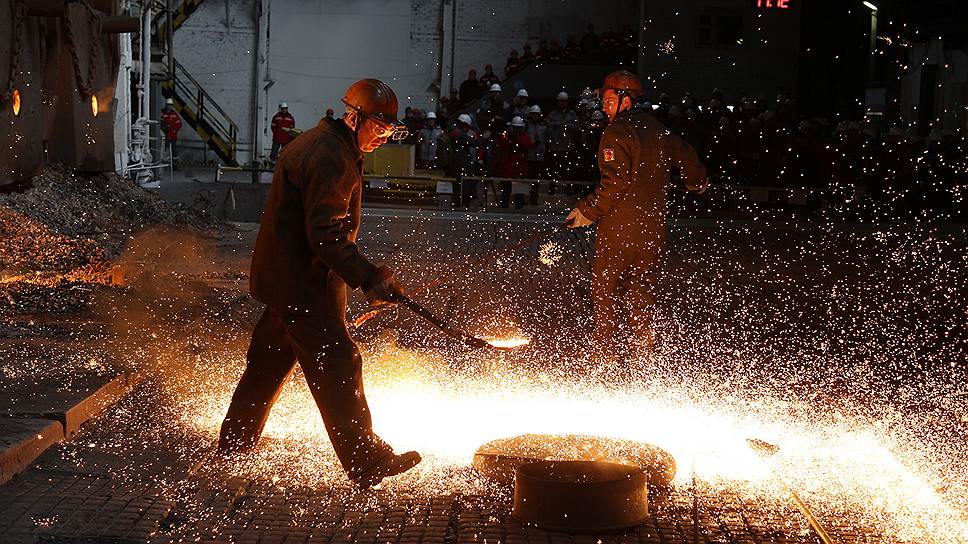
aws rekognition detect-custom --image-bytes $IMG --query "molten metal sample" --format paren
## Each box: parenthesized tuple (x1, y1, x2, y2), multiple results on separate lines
(483, 337, 531, 349)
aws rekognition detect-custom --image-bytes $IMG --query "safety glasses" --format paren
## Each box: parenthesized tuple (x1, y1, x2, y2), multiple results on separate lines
(368, 117, 409, 141)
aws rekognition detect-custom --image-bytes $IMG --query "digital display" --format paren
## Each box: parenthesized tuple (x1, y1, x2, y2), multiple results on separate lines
(754, 0, 791, 8)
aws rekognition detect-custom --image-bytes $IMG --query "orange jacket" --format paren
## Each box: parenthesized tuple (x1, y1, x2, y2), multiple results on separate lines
(495, 129, 533, 178)
(271, 111, 296, 144)
(161, 108, 182, 140)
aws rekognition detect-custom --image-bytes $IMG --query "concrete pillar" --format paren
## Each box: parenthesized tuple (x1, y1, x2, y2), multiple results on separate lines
(441, 0, 455, 98)
(251, 0, 269, 166)
(114, 30, 132, 174)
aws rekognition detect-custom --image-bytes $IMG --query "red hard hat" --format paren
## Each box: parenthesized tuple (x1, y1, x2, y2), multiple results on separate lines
(601, 70, 643, 98)
(341, 79, 402, 125)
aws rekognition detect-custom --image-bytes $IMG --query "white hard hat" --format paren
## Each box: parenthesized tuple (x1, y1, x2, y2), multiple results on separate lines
(280, 102, 288, 108)
(489, 83, 502, 92)
(457, 113, 473, 125)
(528, 105, 541, 114)
(426, 111, 436, 119)
(510, 116, 525, 127)
(516, 89, 529, 98)
(165, 98, 174, 105)
(557, 91, 569, 100)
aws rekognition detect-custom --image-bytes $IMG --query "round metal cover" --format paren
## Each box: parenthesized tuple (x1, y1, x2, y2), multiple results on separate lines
(513, 460, 649, 532)
(473, 434, 676, 489)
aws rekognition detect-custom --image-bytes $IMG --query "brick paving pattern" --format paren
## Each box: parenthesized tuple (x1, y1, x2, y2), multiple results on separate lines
(0, 216, 961, 543)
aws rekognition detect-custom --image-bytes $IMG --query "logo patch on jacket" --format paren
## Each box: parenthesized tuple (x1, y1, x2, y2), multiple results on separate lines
(603, 148, 615, 162)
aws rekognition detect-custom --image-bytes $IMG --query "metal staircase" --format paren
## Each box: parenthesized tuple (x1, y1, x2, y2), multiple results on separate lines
(161, 58, 239, 165)
(154, 0, 206, 46)
(152, 0, 239, 165)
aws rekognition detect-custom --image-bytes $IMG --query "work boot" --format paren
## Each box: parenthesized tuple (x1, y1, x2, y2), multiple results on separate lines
(353, 451, 422, 489)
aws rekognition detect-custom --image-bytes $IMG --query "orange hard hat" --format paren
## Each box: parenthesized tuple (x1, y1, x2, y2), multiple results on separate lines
(341, 79, 407, 139)
(601, 70, 643, 98)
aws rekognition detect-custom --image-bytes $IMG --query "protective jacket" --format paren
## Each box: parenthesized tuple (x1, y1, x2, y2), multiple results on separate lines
(250, 117, 381, 315)
(271, 111, 296, 144)
(495, 130, 533, 178)
(418, 126, 444, 161)
(447, 126, 481, 177)
(577, 107, 707, 355)
(577, 108, 707, 248)
(161, 108, 182, 141)
(546, 108, 579, 153)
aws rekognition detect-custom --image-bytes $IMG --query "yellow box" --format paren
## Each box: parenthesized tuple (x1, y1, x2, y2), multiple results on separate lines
(364, 144, 414, 177)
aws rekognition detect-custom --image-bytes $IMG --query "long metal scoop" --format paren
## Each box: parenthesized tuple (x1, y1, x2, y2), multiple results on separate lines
(389, 293, 524, 351)
(354, 224, 567, 329)
(747, 438, 836, 544)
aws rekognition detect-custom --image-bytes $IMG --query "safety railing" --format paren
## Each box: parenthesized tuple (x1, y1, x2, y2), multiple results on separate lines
(162, 58, 239, 165)
(155, 0, 208, 44)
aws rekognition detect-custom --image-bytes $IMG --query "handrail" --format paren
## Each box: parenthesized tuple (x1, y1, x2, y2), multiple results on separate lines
(167, 58, 238, 158)
(172, 59, 237, 132)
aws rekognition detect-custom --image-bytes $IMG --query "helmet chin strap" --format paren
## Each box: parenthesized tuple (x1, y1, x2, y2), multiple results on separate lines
(615, 92, 634, 117)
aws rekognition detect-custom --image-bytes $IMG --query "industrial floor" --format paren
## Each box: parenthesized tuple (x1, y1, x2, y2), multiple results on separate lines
(0, 212, 964, 544)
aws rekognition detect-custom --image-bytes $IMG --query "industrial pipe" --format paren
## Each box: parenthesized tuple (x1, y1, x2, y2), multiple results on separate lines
(139, 1, 150, 121)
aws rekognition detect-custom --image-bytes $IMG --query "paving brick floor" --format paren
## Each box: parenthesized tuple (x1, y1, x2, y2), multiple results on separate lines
(0, 215, 963, 543)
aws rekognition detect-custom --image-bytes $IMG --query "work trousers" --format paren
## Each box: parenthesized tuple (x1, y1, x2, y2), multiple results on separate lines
(592, 237, 663, 362)
(270, 140, 288, 161)
(499, 180, 526, 209)
(165, 138, 178, 159)
(546, 150, 573, 193)
(451, 175, 479, 207)
(219, 282, 392, 479)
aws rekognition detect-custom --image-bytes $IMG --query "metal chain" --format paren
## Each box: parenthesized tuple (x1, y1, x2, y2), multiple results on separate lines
(63, 0, 101, 98)
(2, 0, 26, 104)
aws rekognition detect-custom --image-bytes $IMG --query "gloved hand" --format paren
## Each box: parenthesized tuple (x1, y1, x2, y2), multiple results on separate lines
(363, 266, 404, 306)
(565, 207, 593, 228)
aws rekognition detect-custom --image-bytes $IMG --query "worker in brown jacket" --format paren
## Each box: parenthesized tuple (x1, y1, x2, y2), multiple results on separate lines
(566, 71, 708, 361)
(219, 79, 419, 489)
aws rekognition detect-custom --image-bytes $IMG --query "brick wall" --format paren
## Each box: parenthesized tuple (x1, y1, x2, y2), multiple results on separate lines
(172, 0, 259, 163)
(408, 0, 445, 110)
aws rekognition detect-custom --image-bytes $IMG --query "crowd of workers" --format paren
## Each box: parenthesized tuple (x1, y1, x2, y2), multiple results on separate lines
(392, 86, 967, 216)
(229, 86, 967, 218)
(400, 87, 606, 208)
(455, 23, 639, 107)
(652, 90, 966, 215)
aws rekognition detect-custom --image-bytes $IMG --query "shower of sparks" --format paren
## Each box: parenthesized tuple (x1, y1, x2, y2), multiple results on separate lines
(155, 337, 968, 544)
(660, 39, 675, 55)
(538, 241, 563, 266)
(4, 170, 967, 542)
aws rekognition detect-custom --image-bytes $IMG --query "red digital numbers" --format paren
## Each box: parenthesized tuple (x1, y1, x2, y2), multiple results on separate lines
(756, 0, 790, 8)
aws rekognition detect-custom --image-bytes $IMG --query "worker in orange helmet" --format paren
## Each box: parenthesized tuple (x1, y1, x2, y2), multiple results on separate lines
(565, 70, 708, 362)
(219, 79, 419, 488)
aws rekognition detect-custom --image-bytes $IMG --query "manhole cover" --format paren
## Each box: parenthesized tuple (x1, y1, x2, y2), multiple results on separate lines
(473, 433, 676, 488)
